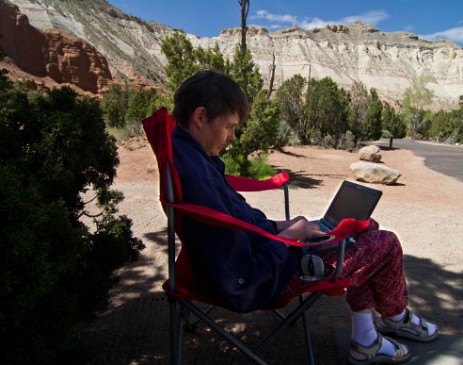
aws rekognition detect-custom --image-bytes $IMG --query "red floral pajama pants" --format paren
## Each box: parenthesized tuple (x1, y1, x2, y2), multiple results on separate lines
(283, 219, 408, 317)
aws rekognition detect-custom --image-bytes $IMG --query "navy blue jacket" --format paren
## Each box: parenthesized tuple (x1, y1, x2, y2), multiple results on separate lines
(172, 126, 299, 312)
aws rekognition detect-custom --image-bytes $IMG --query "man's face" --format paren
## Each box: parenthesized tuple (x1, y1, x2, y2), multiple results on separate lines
(198, 112, 240, 156)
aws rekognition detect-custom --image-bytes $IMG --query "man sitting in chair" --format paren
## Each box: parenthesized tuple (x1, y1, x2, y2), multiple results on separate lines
(171, 70, 438, 364)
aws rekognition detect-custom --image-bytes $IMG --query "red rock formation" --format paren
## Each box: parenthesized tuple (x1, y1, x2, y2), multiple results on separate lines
(0, 1, 112, 94)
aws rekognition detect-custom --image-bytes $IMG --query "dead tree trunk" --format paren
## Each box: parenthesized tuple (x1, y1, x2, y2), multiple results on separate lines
(239, 0, 250, 53)
(267, 52, 276, 98)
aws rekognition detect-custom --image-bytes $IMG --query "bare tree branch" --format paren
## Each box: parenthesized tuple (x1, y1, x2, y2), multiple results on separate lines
(78, 211, 103, 219)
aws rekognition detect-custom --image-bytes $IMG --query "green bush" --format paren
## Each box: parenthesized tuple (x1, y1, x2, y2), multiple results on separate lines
(248, 153, 277, 180)
(338, 130, 356, 150)
(223, 153, 276, 180)
(223, 153, 245, 176)
(321, 134, 335, 149)
(0, 82, 144, 364)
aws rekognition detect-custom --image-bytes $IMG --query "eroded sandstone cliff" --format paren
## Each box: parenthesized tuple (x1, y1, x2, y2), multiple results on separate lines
(0, 0, 112, 94)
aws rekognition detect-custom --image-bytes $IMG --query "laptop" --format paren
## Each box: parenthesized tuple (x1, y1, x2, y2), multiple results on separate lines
(318, 180, 382, 232)
(302, 180, 382, 245)
(300, 180, 382, 278)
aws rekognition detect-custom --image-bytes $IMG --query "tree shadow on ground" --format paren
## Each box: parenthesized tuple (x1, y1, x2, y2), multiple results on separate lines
(374, 141, 401, 151)
(285, 170, 324, 189)
(67, 228, 170, 365)
(403, 254, 463, 335)
(277, 149, 308, 158)
(378, 145, 401, 151)
(67, 227, 463, 365)
(272, 150, 327, 190)
(273, 166, 339, 190)
(144, 228, 168, 247)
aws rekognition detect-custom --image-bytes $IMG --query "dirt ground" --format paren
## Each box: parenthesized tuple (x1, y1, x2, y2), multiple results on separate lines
(74, 138, 463, 365)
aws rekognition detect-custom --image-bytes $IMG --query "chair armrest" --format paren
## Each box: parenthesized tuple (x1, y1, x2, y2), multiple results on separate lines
(161, 199, 369, 251)
(225, 172, 289, 192)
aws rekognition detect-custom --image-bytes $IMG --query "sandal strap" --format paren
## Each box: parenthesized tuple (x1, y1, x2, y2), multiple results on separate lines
(384, 309, 430, 338)
(349, 333, 409, 362)
(377, 308, 436, 342)
(349, 334, 383, 361)
(406, 309, 429, 332)
(386, 336, 410, 360)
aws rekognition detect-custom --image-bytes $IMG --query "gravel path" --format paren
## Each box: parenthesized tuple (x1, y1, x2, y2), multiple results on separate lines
(73, 140, 463, 365)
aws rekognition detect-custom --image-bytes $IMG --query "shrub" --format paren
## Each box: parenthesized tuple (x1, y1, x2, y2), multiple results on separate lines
(248, 153, 277, 180)
(223, 153, 276, 180)
(338, 130, 356, 150)
(223, 153, 245, 176)
(0, 84, 144, 364)
(321, 134, 335, 149)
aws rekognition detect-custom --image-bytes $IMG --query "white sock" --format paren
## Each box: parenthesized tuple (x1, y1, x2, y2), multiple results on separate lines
(351, 312, 377, 346)
(388, 310, 407, 322)
(387, 309, 437, 336)
(352, 312, 402, 357)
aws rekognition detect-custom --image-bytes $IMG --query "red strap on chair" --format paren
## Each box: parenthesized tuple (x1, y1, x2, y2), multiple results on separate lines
(225, 172, 289, 191)
(161, 198, 369, 248)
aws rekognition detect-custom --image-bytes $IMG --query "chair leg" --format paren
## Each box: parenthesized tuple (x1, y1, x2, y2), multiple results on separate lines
(182, 305, 195, 333)
(187, 304, 216, 331)
(253, 291, 323, 363)
(300, 296, 316, 365)
(170, 294, 323, 364)
(180, 299, 267, 365)
(170, 298, 184, 365)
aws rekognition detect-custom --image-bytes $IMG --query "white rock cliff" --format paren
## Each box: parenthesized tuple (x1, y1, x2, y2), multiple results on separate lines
(6, 0, 463, 108)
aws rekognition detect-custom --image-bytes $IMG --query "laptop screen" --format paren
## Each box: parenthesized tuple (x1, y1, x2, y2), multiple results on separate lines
(323, 180, 382, 227)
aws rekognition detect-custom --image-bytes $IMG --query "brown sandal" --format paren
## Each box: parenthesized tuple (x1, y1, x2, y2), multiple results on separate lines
(349, 333, 411, 365)
(376, 309, 439, 343)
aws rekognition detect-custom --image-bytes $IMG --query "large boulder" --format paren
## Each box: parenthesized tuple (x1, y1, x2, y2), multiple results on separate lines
(350, 161, 401, 184)
(358, 145, 382, 162)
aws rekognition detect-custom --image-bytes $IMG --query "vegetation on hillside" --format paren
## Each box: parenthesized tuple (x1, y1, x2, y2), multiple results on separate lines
(100, 30, 463, 178)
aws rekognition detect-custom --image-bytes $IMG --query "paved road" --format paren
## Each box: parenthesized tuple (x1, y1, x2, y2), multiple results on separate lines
(374, 138, 463, 183)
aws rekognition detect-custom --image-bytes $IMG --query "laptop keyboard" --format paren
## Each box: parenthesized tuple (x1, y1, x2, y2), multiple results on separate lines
(318, 218, 335, 233)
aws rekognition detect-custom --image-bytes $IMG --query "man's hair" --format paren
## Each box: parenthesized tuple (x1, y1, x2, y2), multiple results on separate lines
(173, 70, 249, 127)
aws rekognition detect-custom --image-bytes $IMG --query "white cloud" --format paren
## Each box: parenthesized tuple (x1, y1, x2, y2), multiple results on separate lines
(252, 9, 389, 32)
(299, 17, 332, 30)
(341, 10, 389, 27)
(253, 10, 297, 24)
(421, 27, 463, 45)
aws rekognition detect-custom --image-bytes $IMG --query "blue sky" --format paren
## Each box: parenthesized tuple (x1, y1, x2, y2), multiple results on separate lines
(107, 0, 463, 46)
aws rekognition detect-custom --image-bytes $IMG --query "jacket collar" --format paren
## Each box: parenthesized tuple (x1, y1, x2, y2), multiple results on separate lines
(173, 125, 225, 173)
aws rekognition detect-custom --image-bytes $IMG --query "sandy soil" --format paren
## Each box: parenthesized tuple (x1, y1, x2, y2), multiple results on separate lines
(74, 139, 463, 365)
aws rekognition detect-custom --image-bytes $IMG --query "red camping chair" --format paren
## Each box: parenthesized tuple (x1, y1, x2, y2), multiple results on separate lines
(142, 107, 369, 365)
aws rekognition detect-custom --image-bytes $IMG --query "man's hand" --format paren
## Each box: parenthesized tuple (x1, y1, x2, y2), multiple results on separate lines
(276, 216, 325, 242)
(274, 216, 306, 232)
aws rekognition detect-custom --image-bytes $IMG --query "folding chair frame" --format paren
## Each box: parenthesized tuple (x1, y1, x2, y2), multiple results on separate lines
(143, 107, 368, 364)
